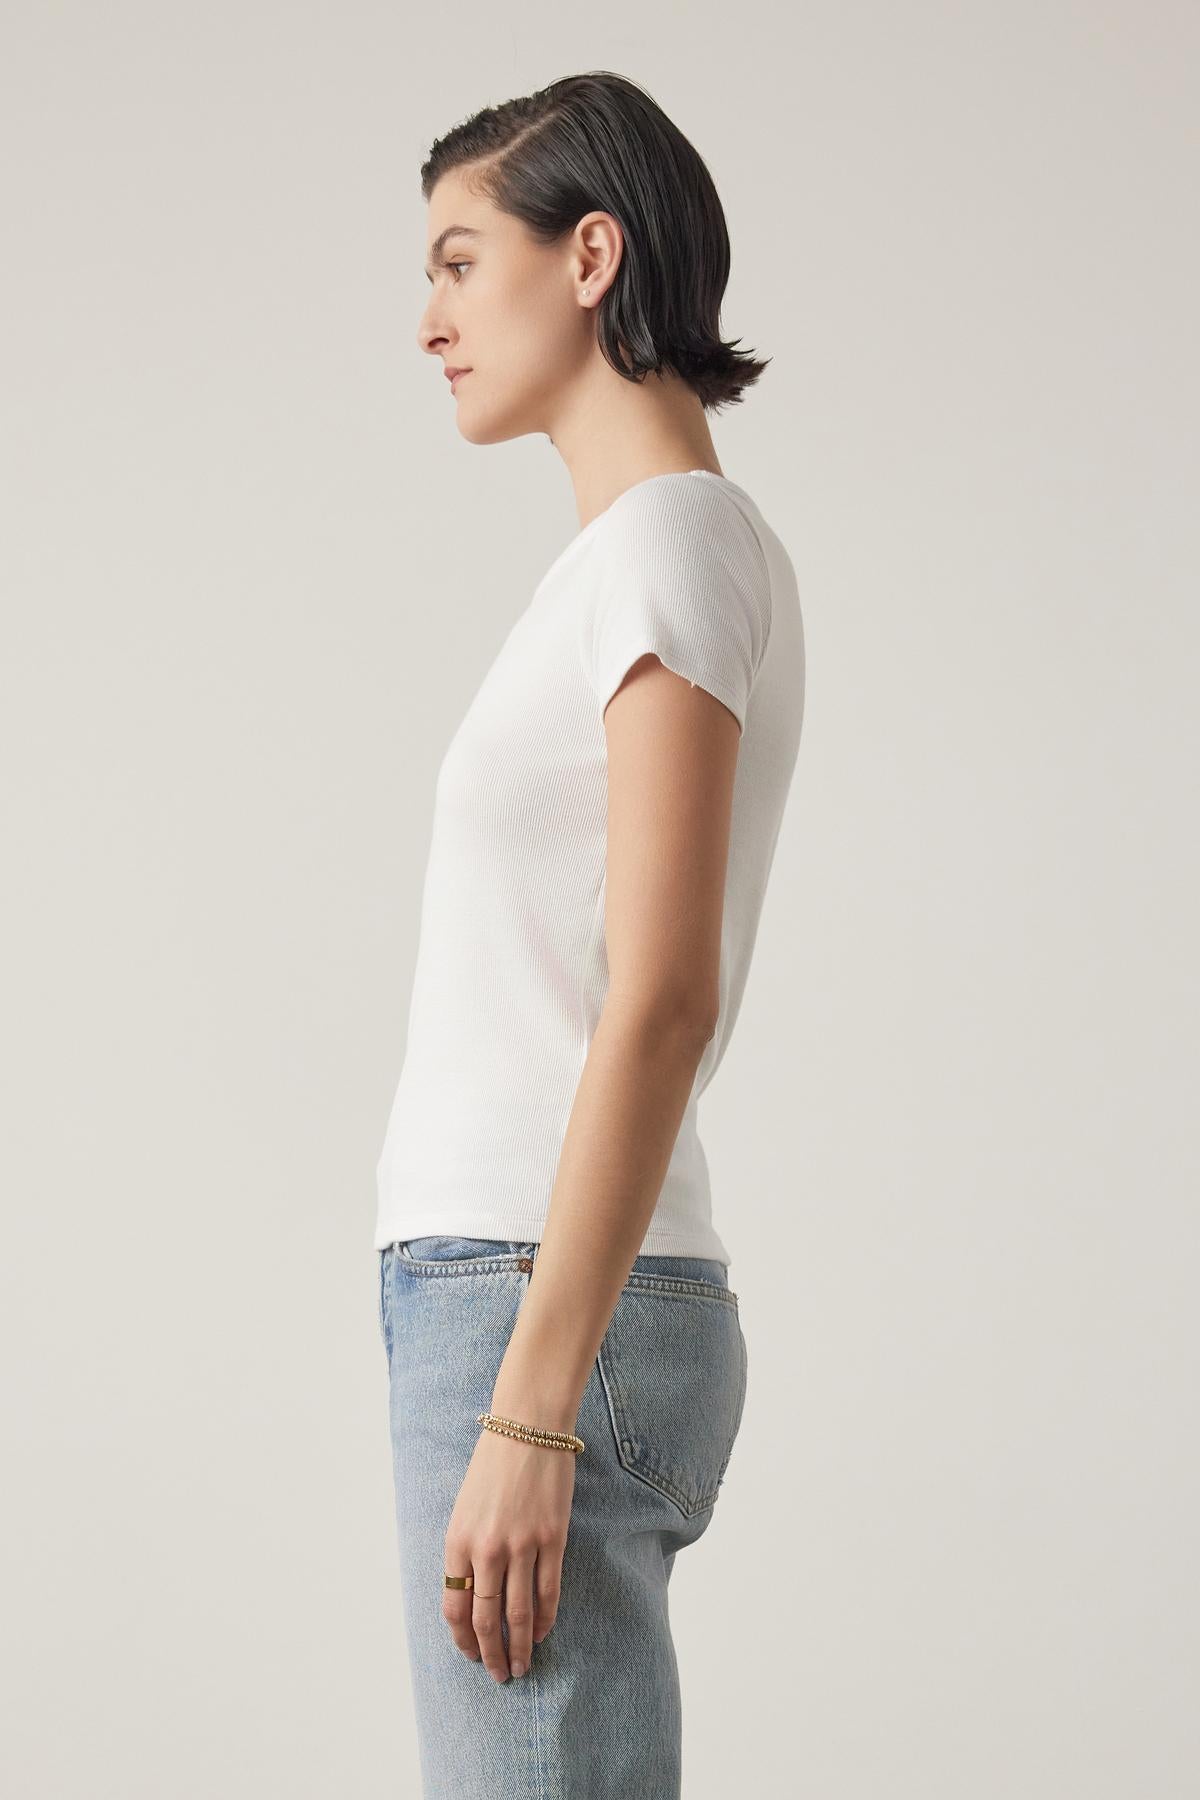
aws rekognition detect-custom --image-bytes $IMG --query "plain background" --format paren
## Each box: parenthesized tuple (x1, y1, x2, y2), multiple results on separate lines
(3, 5, 1197, 1795)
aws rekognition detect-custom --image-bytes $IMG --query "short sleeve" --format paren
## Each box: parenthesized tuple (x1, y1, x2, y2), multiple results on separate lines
(577, 477, 773, 736)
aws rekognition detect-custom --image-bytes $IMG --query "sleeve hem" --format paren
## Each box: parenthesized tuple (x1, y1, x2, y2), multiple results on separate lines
(595, 640, 747, 735)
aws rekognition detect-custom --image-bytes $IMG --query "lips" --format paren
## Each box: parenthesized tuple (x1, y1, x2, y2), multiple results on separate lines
(445, 367, 471, 391)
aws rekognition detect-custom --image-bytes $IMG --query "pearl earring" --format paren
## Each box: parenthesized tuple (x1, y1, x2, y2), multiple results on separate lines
(582, 288, 590, 298)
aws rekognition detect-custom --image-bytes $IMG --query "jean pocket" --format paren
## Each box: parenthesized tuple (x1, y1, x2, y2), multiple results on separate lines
(598, 1275, 748, 1518)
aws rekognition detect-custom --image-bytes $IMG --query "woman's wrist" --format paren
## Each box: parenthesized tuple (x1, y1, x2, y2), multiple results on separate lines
(490, 1357, 585, 1437)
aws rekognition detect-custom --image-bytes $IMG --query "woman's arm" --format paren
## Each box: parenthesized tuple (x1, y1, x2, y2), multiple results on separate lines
(490, 648, 741, 1431)
(442, 647, 743, 1683)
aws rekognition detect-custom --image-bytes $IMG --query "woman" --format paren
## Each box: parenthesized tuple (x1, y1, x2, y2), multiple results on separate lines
(375, 71, 805, 1797)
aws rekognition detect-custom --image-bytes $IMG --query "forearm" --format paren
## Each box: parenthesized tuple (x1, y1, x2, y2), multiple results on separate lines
(490, 996, 713, 1434)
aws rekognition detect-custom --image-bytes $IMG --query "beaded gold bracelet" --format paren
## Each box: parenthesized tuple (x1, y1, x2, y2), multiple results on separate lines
(477, 1410, 585, 1455)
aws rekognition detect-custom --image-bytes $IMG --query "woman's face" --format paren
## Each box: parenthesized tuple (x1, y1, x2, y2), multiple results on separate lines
(417, 169, 602, 444)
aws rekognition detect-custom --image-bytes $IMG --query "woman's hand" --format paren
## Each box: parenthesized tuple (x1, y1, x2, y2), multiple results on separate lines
(442, 1422, 576, 1681)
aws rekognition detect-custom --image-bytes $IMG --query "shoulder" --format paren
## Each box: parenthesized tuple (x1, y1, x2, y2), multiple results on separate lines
(588, 474, 772, 642)
(596, 473, 770, 585)
(576, 474, 775, 728)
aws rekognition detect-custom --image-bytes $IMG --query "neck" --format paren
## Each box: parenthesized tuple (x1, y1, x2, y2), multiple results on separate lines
(547, 363, 722, 532)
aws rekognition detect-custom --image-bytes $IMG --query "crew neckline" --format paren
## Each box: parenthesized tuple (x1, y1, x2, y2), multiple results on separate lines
(536, 469, 753, 594)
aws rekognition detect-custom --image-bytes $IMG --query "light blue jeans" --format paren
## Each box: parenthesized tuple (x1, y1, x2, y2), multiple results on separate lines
(377, 1234, 749, 1798)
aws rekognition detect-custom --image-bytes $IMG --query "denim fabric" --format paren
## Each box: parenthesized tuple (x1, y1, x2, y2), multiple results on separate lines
(377, 1234, 749, 1798)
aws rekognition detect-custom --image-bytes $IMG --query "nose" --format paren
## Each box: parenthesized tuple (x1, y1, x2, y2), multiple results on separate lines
(417, 300, 454, 359)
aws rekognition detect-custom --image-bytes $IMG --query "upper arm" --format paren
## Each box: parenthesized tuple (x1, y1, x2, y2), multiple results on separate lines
(599, 650, 741, 1030)
(576, 478, 772, 1028)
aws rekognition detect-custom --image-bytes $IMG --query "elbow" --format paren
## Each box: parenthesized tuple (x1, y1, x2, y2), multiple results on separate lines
(603, 986, 719, 1057)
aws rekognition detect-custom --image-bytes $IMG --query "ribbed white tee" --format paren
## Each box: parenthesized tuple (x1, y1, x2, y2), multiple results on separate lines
(373, 469, 805, 1266)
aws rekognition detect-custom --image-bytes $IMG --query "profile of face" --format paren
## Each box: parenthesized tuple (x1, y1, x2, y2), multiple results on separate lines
(417, 168, 613, 445)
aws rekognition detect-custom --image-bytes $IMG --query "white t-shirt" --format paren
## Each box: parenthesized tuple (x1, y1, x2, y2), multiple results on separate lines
(374, 469, 805, 1266)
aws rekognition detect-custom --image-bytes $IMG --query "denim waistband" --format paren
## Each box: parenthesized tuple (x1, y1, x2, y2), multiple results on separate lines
(389, 1234, 729, 1288)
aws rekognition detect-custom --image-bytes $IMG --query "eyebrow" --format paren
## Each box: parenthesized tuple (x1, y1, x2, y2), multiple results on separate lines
(424, 226, 484, 282)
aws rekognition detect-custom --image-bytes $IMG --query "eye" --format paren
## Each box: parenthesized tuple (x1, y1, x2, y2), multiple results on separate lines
(446, 261, 470, 281)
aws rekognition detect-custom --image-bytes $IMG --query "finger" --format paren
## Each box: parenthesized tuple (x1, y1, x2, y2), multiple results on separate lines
(442, 1539, 482, 1663)
(533, 1535, 565, 1644)
(471, 1555, 510, 1683)
(504, 1545, 538, 1677)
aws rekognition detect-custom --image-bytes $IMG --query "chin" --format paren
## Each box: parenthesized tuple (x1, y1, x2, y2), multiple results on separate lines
(455, 392, 538, 447)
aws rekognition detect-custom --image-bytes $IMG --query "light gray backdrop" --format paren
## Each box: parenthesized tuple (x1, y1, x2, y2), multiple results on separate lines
(2, 4, 1196, 1795)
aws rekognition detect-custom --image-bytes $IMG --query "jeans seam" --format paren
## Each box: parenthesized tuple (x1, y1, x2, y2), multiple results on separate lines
(378, 1248, 393, 1361)
(623, 1272, 739, 1306)
(530, 1651, 547, 1798)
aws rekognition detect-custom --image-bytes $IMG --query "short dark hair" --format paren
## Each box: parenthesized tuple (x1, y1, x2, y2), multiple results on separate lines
(420, 72, 771, 413)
